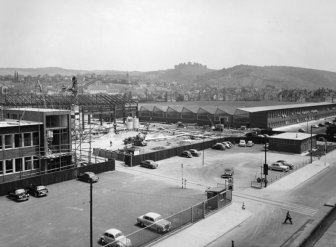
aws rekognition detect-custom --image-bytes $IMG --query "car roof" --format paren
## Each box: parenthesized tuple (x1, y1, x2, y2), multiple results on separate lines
(145, 212, 161, 218)
(84, 172, 95, 175)
(105, 228, 122, 235)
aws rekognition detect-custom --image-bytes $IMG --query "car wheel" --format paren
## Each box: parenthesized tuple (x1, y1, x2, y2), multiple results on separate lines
(157, 228, 162, 233)
(140, 222, 144, 227)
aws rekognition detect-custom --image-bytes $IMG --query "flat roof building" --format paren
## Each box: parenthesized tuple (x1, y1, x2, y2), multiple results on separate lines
(268, 132, 316, 154)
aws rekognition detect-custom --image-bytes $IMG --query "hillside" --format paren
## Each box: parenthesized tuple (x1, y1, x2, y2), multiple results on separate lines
(1, 64, 336, 90)
(194, 65, 336, 89)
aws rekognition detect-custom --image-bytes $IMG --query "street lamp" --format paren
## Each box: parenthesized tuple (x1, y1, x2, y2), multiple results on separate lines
(310, 125, 318, 163)
(319, 137, 327, 166)
(263, 134, 268, 188)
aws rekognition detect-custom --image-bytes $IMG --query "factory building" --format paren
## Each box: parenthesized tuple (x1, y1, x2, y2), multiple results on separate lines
(139, 102, 336, 129)
(1, 107, 72, 181)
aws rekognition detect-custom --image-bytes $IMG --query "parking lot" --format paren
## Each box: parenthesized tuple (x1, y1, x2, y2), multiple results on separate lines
(1, 127, 311, 247)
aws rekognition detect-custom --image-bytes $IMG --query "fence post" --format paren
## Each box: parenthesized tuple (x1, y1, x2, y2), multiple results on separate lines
(191, 206, 193, 223)
(203, 201, 205, 219)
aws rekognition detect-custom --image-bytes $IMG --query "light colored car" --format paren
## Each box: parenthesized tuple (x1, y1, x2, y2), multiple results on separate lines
(238, 140, 246, 147)
(269, 162, 289, 172)
(221, 142, 231, 149)
(78, 172, 99, 183)
(276, 160, 294, 170)
(137, 212, 171, 233)
(98, 228, 132, 247)
(140, 160, 158, 169)
(246, 140, 254, 147)
(181, 150, 193, 158)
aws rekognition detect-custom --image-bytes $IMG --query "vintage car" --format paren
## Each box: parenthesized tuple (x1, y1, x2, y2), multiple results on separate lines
(238, 140, 246, 147)
(189, 149, 201, 157)
(221, 168, 234, 178)
(26, 184, 48, 197)
(246, 140, 254, 147)
(137, 212, 171, 233)
(98, 228, 132, 247)
(276, 160, 294, 170)
(269, 162, 289, 172)
(8, 188, 29, 202)
(181, 150, 193, 158)
(211, 143, 226, 150)
(140, 160, 158, 169)
(78, 172, 99, 183)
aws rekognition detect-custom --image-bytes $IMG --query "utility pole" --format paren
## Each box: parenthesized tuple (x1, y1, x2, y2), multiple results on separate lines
(90, 181, 93, 247)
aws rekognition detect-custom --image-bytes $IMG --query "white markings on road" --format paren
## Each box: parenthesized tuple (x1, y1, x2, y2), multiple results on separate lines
(66, 206, 84, 211)
(234, 192, 318, 217)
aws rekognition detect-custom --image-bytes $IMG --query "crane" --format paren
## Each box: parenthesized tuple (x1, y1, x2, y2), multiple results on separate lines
(35, 80, 47, 108)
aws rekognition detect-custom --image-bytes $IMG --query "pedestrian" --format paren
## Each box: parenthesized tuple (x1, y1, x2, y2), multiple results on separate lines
(110, 140, 112, 147)
(283, 211, 293, 224)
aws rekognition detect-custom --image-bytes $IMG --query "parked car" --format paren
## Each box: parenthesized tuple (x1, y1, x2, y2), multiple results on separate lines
(78, 172, 99, 183)
(140, 160, 158, 169)
(221, 168, 234, 178)
(189, 149, 201, 157)
(98, 228, 132, 247)
(298, 128, 306, 133)
(276, 160, 294, 170)
(26, 184, 48, 197)
(137, 212, 171, 233)
(238, 140, 246, 147)
(221, 142, 231, 149)
(226, 141, 233, 147)
(269, 162, 289, 172)
(318, 123, 325, 127)
(177, 122, 185, 128)
(246, 140, 254, 147)
(181, 150, 193, 158)
(311, 124, 319, 128)
(212, 143, 226, 150)
(8, 188, 29, 202)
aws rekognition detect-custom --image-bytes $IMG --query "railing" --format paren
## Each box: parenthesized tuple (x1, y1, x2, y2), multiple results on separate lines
(107, 192, 232, 247)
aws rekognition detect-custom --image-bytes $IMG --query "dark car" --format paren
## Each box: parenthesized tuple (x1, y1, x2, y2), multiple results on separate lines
(221, 168, 234, 178)
(189, 149, 201, 157)
(27, 184, 48, 197)
(140, 160, 158, 169)
(318, 123, 325, 127)
(212, 143, 226, 150)
(78, 172, 99, 183)
(181, 150, 193, 158)
(298, 128, 306, 133)
(8, 188, 29, 202)
(276, 160, 294, 170)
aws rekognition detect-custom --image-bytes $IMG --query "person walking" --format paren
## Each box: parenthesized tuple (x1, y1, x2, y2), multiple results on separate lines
(283, 211, 293, 224)
(110, 140, 112, 147)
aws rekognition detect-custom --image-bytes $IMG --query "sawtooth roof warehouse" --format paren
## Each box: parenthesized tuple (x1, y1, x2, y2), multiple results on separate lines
(138, 102, 336, 129)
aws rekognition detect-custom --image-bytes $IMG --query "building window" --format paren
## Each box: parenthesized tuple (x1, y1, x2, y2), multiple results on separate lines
(24, 133, 31, 146)
(24, 157, 32, 170)
(15, 133, 22, 148)
(5, 134, 13, 149)
(15, 158, 23, 172)
(33, 132, 39, 145)
(0, 135, 2, 149)
(0, 161, 3, 175)
(33, 156, 40, 169)
(5, 160, 13, 174)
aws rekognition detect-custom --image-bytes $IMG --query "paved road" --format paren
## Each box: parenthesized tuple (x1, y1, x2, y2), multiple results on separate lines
(206, 157, 336, 247)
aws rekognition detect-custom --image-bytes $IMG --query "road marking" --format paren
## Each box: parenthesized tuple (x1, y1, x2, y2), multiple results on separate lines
(66, 206, 84, 211)
(234, 192, 318, 217)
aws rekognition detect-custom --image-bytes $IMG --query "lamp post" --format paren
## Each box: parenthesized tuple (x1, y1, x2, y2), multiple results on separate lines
(90, 180, 93, 247)
(310, 125, 317, 163)
(202, 134, 205, 166)
(319, 137, 327, 166)
(263, 135, 268, 188)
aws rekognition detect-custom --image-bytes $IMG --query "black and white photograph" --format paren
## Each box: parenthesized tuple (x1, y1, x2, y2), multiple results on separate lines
(1, 0, 336, 246)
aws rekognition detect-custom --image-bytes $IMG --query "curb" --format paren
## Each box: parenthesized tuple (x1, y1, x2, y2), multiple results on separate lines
(281, 198, 336, 247)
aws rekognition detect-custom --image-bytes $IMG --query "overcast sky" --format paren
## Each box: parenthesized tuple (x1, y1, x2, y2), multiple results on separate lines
(1, 0, 336, 72)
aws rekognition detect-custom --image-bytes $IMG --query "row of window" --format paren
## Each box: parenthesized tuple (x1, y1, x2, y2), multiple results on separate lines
(268, 109, 336, 119)
(0, 156, 40, 175)
(0, 132, 39, 150)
